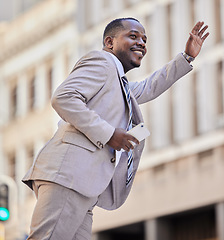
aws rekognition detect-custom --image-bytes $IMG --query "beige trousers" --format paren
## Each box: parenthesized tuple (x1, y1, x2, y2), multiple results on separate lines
(27, 180, 98, 240)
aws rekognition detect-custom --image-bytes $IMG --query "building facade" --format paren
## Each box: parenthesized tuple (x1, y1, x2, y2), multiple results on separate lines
(0, 0, 223, 239)
(0, 0, 77, 239)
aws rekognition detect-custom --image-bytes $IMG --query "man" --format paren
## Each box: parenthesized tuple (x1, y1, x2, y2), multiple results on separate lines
(23, 18, 209, 239)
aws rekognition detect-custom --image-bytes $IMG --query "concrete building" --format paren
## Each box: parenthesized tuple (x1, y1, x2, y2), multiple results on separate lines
(0, 0, 223, 239)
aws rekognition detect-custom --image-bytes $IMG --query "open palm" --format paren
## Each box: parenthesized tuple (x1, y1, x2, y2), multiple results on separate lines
(185, 21, 209, 58)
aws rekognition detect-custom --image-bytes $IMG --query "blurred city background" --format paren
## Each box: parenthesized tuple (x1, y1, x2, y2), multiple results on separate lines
(0, 0, 223, 239)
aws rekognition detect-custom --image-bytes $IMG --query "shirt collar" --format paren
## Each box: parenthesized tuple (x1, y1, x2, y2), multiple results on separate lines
(108, 52, 125, 78)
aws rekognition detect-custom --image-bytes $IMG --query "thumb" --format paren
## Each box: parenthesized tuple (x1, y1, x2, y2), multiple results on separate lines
(189, 32, 194, 39)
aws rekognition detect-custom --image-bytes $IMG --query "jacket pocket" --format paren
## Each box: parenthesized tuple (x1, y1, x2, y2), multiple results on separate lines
(62, 131, 97, 152)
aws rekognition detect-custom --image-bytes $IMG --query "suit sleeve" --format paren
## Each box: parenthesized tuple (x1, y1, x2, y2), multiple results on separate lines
(129, 53, 193, 104)
(51, 51, 115, 148)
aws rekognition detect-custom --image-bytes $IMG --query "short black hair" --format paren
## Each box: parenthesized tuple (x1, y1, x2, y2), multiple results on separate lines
(103, 17, 139, 46)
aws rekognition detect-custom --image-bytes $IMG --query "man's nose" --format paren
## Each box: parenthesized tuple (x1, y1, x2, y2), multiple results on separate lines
(137, 38, 146, 48)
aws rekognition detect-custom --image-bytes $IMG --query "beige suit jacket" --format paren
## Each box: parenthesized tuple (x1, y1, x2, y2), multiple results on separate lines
(22, 50, 192, 210)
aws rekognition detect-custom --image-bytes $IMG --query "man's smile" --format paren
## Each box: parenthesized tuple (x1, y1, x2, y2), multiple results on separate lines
(130, 48, 146, 57)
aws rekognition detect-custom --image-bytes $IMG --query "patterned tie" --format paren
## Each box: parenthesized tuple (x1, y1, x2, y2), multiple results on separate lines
(121, 76, 133, 186)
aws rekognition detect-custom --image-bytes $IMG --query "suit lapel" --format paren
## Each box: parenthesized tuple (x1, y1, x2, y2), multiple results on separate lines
(106, 51, 144, 126)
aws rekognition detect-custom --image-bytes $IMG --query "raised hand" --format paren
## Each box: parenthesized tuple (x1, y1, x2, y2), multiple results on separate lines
(185, 21, 209, 58)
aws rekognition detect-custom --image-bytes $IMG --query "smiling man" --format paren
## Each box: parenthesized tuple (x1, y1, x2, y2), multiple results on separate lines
(23, 17, 209, 240)
(103, 18, 147, 72)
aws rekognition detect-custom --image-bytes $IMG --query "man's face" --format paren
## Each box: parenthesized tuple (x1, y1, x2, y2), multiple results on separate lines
(110, 20, 147, 73)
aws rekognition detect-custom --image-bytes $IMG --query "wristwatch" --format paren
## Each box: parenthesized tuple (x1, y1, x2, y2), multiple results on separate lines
(183, 52, 195, 62)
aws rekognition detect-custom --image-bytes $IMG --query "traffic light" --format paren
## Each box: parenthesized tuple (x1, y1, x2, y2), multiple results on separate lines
(0, 176, 18, 226)
(0, 184, 10, 221)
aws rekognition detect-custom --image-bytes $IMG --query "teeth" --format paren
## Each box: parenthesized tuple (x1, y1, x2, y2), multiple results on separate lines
(134, 50, 143, 55)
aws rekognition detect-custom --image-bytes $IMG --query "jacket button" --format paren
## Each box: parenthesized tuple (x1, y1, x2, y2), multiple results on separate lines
(97, 141, 104, 149)
(111, 157, 116, 163)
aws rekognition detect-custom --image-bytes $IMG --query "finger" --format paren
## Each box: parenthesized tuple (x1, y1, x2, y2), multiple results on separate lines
(192, 21, 203, 34)
(124, 144, 132, 152)
(128, 141, 135, 150)
(201, 32, 210, 41)
(123, 145, 130, 152)
(197, 21, 204, 31)
(127, 134, 139, 145)
(125, 139, 137, 151)
(193, 21, 205, 35)
(198, 25, 208, 37)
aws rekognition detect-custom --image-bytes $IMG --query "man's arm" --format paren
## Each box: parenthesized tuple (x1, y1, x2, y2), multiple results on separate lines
(130, 21, 209, 104)
(108, 22, 209, 151)
(51, 51, 115, 148)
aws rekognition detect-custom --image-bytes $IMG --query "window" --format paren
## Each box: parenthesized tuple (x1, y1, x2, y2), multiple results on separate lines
(8, 152, 16, 180)
(10, 84, 17, 119)
(169, 89, 174, 144)
(144, 14, 153, 74)
(171, 206, 216, 240)
(192, 71, 199, 136)
(47, 65, 53, 100)
(26, 145, 34, 171)
(26, 144, 35, 197)
(85, 0, 93, 28)
(190, 0, 196, 26)
(217, 61, 224, 115)
(28, 75, 35, 111)
(98, 222, 144, 240)
(166, 3, 173, 59)
(214, 0, 222, 43)
(198, 149, 214, 169)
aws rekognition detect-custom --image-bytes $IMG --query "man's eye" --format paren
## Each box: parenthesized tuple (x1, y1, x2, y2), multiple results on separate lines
(130, 35, 137, 39)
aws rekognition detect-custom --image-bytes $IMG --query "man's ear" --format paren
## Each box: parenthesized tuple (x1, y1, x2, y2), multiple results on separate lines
(104, 36, 114, 50)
